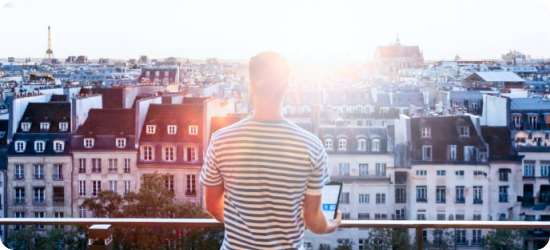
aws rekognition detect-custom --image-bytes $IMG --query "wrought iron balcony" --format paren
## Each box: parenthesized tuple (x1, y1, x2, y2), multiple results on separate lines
(14, 175, 24, 180)
(473, 198, 483, 204)
(455, 197, 465, 204)
(34, 174, 45, 180)
(53, 174, 63, 181)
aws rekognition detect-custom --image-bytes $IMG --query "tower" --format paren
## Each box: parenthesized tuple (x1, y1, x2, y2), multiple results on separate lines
(44, 26, 54, 62)
(395, 34, 401, 46)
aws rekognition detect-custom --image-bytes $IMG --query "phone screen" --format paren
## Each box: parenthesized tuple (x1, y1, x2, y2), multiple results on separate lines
(321, 183, 342, 220)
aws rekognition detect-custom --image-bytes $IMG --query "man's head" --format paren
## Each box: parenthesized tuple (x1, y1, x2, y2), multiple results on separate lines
(248, 52, 290, 104)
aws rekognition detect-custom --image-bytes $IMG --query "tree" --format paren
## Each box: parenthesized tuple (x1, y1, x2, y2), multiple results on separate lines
(426, 229, 456, 250)
(6, 227, 86, 250)
(482, 229, 525, 250)
(360, 228, 412, 250)
(83, 173, 223, 250)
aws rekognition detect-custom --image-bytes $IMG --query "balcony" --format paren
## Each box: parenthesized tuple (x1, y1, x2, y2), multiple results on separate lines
(92, 168, 102, 173)
(53, 174, 63, 181)
(185, 190, 197, 196)
(33, 199, 46, 205)
(473, 198, 483, 204)
(14, 198, 25, 205)
(416, 198, 427, 203)
(34, 174, 45, 180)
(331, 174, 391, 183)
(53, 198, 64, 206)
(522, 197, 535, 207)
(14, 175, 24, 180)
(456, 197, 465, 204)
(0, 218, 549, 250)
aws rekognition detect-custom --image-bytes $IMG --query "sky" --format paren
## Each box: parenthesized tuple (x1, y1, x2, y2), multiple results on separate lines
(1, 0, 550, 62)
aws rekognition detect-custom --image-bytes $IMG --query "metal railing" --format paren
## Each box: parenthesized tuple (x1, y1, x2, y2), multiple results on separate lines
(1, 219, 550, 249)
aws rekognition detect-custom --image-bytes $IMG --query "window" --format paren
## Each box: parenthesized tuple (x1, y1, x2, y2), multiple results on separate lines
(116, 138, 126, 148)
(21, 122, 31, 131)
(340, 192, 350, 204)
(395, 209, 405, 220)
(421, 127, 431, 137)
(498, 168, 511, 181)
(15, 140, 26, 153)
(416, 170, 427, 176)
(357, 139, 367, 151)
(474, 170, 486, 176)
(464, 146, 475, 161)
(142, 146, 153, 161)
(15, 187, 25, 204)
(79, 158, 86, 173)
(416, 186, 427, 202)
(84, 138, 94, 148)
(542, 162, 550, 176)
(106, 158, 117, 173)
(15, 212, 25, 230)
(455, 170, 464, 176)
(371, 139, 380, 152)
(92, 158, 101, 173)
(79, 181, 86, 196)
(512, 114, 521, 128)
(92, 181, 101, 196)
(375, 163, 386, 176)
(473, 186, 482, 203)
(359, 194, 369, 204)
(319, 244, 331, 250)
(35, 212, 45, 230)
(146, 125, 156, 134)
(437, 170, 446, 176)
(164, 146, 176, 161)
(53, 187, 64, 205)
(34, 164, 44, 180)
(324, 139, 333, 150)
(359, 164, 368, 176)
(59, 122, 68, 131)
(524, 161, 535, 176)
(339, 163, 350, 176)
(189, 125, 198, 135)
(15, 164, 24, 180)
(456, 230, 467, 244)
(448, 145, 457, 160)
(40, 122, 50, 131)
(167, 125, 177, 134)
(33, 187, 45, 204)
(53, 140, 64, 153)
(528, 114, 538, 129)
(376, 193, 385, 204)
(395, 188, 406, 203)
(374, 213, 387, 220)
(338, 139, 346, 150)
(456, 186, 465, 203)
(499, 186, 508, 202)
(473, 229, 482, 244)
(124, 180, 131, 194)
(460, 126, 470, 137)
(436, 186, 446, 203)
(187, 175, 196, 195)
(109, 180, 117, 193)
(165, 175, 174, 192)
(53, 164, 63, 180)
(124, 158, 131, 173)
(79, 207, 86, 218)
(184, 146, 197, 162)
(34, 141, 45, 153)
(54, 212, 64, 229)
(473, 214, 482, 221)
(422, 145, 432, 161)
(358, 213, 370, 219)
(341, 213, 350, 220)
(455, 214, 465, 221)
(417, 213, 426, 220)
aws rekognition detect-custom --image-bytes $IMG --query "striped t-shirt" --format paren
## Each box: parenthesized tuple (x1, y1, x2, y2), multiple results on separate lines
(199, 117, 329, 250)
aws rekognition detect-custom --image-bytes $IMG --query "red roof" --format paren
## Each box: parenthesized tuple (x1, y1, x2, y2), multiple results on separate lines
(375, 45, 422, 58)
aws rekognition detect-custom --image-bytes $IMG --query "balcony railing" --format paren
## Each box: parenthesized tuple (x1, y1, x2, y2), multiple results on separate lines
(14, 175, 24, 180)
(33, 199, 46, 205)
(456, 197, 465, 204)
(53, 198, 64, 206)
(53, 174, 63, 181)
(14, 198, 25, 205)
(473, 198, 483, 204)
(34, 174, 45, 180)
(185, 190, 197, 196)
(1, 219, 550, 250)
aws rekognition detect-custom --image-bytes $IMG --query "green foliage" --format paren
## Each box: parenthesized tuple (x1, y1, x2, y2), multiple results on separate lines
(83, 172, 223, 250)
(425, 229, 456, 250)
(359, 228, 412, 250)
(6, 227, 87, 250)
(482, 229, 525, 250)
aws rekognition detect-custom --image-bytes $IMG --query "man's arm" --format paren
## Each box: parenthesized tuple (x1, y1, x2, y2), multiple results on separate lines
(303, 194, 341, 234)
(204, 184, 224, 223)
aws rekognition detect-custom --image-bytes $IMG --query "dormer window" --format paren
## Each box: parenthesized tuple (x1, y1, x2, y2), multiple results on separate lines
(338, 139, 347, 150)
(21, 122, 31, 132)
(460, 126, 470, 137)
(512, 114, 521, 129)
(53, 140, 64, 153)
(357, 139, 367, 151)
(84, 138, 94, 148)
(421, 127, 431, 138)
(40, 122, 50, 131)
(372, 139, 380, 152)
(189, 125, 198, 135)
(381, 108, 389, 115)
(528, 114, 538, 129)
(15, 141, 26, 153)
(167, 125, 177, 135)
(324, 139, 333, 150)
(116, 138, 126, 148)
(59, 122, 68, 132)
(146, 125, 156, 134)
(422, 145, 432, 161)
(35, 141, 45, 153)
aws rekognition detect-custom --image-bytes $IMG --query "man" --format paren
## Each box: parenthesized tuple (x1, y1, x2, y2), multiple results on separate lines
(200, 51, 341, 250)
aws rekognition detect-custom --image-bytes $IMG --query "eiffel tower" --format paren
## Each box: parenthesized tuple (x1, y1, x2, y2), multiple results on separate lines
(44, 26, 54, 63)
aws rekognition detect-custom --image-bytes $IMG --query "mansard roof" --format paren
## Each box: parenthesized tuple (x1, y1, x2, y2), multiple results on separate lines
(18, 102, 70, 133)
(140, 104, 203, 143)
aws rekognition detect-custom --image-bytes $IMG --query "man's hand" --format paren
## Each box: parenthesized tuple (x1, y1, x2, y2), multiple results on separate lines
(303, 195, 343, 234)
(325, 211, 342, 234)
(204, 184, 225, 223)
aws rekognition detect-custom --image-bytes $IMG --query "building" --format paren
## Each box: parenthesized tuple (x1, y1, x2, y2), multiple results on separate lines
(373, 36, 424, 77)
(462, 72, 525, 90)
(0, 120, 8, 241)
(138, 66, 180, 84)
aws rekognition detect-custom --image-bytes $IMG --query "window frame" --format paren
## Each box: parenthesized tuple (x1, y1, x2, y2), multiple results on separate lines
(84, 138, 94, 148)
(146, 125, 156, 134)
(34, 140, 45, 153)
(15, 141, 26, 153)
(53, 140, 64, 153)
(167, 125, 177, 135)
(338, 139, 347, 151)
(116, 138, 126, 148)
(188, 125, 199, 135)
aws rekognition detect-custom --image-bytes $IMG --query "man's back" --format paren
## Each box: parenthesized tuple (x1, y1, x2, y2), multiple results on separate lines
(200, 117, 329, 250)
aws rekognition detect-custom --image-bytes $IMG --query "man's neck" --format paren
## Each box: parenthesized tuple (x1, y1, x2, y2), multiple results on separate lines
(251, 105, 284, 121)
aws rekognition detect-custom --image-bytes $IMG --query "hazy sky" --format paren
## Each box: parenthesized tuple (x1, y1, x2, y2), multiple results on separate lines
(1, 0, 550, 62)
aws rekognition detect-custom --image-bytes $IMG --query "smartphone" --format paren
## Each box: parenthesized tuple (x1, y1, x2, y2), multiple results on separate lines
(321, 181, 343, 220)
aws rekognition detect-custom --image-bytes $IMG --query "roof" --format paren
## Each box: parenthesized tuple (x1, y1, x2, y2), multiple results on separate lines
(375, 45, 422, 58)
(449, 91, 483, 100)
(18, 102, 71, 133)
(480, 126, 516, 160)
(140, 104, 204, 143)
(77, 109, 135, 136)
(319, 125, 388, 141)
(0, 120, 9, 170)
(95, 88, 124, 109)
(467, 72, 525, 82)
(9, 134, 72, 156)
(510, 98, 550, 111)
(377, 93, 424, 107)
(50, 94, 67, 102)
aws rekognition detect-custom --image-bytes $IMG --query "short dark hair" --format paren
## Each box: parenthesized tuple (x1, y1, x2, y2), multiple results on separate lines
(248, 52, 290, 101)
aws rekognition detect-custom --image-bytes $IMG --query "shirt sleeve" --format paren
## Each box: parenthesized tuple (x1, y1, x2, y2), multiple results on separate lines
(199, 137, 223, 187)
(305, 146, 330, 196)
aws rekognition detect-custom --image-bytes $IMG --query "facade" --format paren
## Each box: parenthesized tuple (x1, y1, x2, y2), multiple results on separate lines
(6, 103, 73, 231)
(373, 36, 424, 77)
